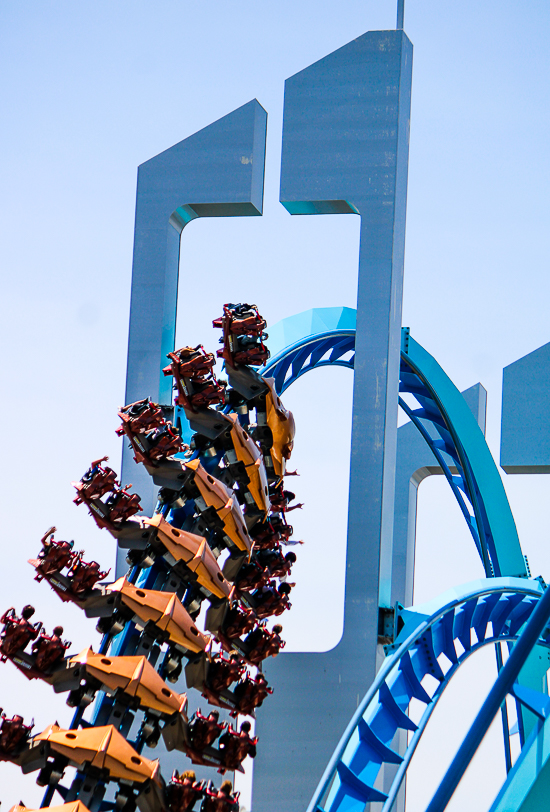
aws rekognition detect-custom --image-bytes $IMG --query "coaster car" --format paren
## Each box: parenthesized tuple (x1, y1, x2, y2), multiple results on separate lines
(223, 415, 270, 515)
(213, 303, 267, 337)
(73, 457, 117, 504)
(167, 770, 206, 812)
(143, 515, 232, 601)
(116, 398, 165, 436)
(118, 400, 184, 467)
(165, 345, 216, 380)
(0, 709, 33, 763)
(213, 303, 270, 368)
(32, 723, 163, 787)
(33, 527, 75, 581)
(184, 459, 253, 553)
(85, 577, 209, 655)
(59, 648, 188, 720)
(74, 470, 142, 532)
(162, 709, 227, 771)
(163, 346, 225, 411)
(30, 547, 109, 608)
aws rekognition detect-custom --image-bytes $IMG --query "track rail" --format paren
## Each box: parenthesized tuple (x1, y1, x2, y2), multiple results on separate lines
(263, 309, 525, 579)
(304, 577, 545, 812)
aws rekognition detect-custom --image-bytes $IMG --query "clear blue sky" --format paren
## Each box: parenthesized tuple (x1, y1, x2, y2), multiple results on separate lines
(1, 1, 550, 807)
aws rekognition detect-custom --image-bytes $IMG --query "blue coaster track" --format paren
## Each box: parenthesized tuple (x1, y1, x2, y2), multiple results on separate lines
(263, 308, 526, 580)
(260, 307, 549, 812)
(304, 576, 545, 812)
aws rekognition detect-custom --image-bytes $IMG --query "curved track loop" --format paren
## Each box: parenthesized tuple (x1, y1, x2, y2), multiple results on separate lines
(263, 309, 525, 579)
(304, 577, 544, 812)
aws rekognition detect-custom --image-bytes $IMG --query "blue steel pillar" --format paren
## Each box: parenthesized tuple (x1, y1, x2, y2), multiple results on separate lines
(252, 30, 413, 812)
(119, 101, 267, 569)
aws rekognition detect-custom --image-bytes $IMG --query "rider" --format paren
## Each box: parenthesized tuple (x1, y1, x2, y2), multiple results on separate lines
(234, 559, 268, 593)
(251, 582, 292, 619)
(218, 720, 257, 771)
(188, 709, 225, 752)
(82, 455, 110, 483)
(244, 623, 284, 666)
(35, 528, 74, 579)
(0, 605, 40, 660)
(207, 652, 244, 694)
(258, 550, 296, 580)
(233, 672, 273, 716)
(220, 606, 256, 640)
(69, 558, 108, 594)
(74, 456, 117, 505)
(32, 625, 69, 672)
(0, 711, 32, 755)
(167, 769, 205, 812)
(201, 780, 239, 812)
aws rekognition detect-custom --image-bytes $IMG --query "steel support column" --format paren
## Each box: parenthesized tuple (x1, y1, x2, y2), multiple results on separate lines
(119, 99, 266, 547)
(253, 31, 413, 812)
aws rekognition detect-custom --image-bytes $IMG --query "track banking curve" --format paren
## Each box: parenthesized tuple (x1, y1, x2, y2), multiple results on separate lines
(263, 308, 525, 580)
(305, 577, 546, 812)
